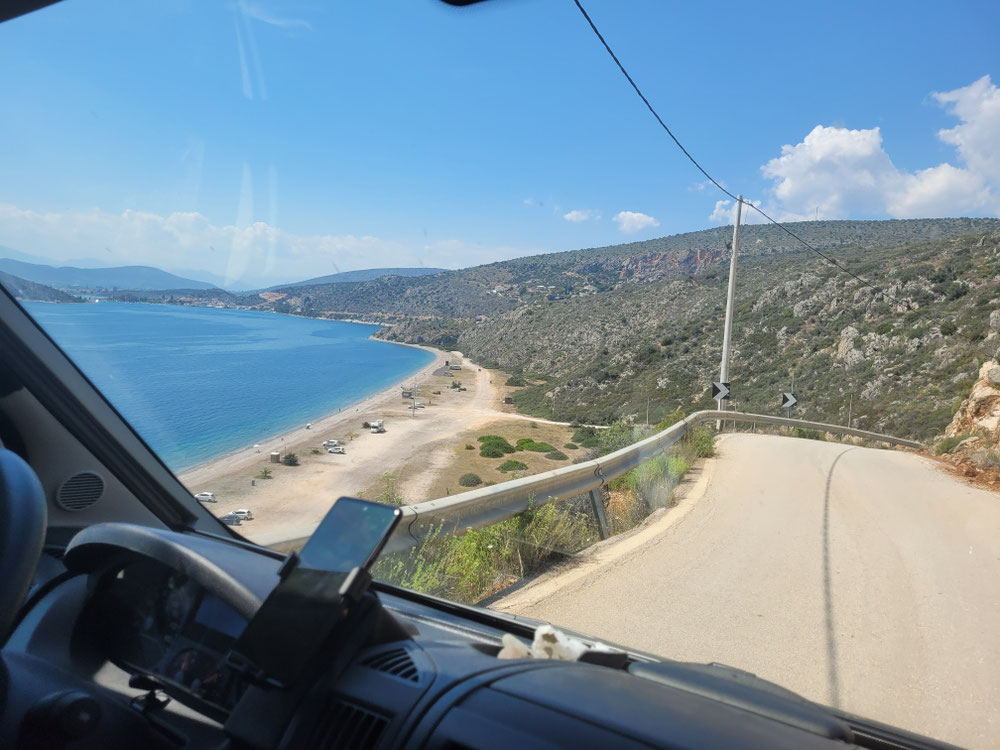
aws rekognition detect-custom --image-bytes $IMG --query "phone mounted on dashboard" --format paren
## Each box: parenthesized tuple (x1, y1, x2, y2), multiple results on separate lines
(226, 496, 402, 689)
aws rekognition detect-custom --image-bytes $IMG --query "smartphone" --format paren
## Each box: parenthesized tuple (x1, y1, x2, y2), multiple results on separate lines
(229, 497, 401, 686)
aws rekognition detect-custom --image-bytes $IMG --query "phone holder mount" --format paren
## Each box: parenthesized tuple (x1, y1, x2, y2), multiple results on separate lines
(226, 553, 373, 689)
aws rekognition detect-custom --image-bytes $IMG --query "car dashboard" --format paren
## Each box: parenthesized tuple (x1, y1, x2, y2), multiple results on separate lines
(0, 523, 955, 750)
(86, 558, 250, 720)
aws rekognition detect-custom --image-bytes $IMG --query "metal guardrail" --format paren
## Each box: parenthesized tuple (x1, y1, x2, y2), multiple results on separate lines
(380, 410, 922, 554)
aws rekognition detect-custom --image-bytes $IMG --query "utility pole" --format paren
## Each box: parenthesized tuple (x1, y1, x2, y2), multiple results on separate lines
(847, 393, 853, 429)
(718, 195, 743, 416)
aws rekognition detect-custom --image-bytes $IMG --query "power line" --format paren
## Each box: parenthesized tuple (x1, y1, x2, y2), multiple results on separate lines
(570, 0, 975, 342)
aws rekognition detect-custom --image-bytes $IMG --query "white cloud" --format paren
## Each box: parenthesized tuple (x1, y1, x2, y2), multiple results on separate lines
(563, 209, 597, 222)
(0, 204, 539, 289)
(708, 198, 765, 225)
(238, 1, 311, 30)
(613, 211, 660, 233)
(934, 75, 1000, 185)
(734, 76, 1000, 224)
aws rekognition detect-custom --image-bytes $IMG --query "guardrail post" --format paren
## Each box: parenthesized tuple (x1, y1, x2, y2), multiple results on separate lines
(588, 489, 610, 540)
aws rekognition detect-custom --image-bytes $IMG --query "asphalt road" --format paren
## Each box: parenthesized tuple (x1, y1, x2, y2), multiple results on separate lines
(491, 434, 1000, 749)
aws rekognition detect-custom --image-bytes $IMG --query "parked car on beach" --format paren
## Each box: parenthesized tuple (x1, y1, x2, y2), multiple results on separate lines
(229, 509, 254, 521)
(194, 491, 216, 503)
(218, 513, 242, 526)
(327, 445, 346, 454)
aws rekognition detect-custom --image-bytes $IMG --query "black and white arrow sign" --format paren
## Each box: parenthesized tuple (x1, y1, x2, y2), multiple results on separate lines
(712, 382, 731, 400)
(781, 392, 797, 409)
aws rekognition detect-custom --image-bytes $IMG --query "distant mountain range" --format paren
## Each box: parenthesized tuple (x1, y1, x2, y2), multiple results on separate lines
(271, 267, 446, 289)
(0, 258, 215, 291)
(0, 247, 448, 293)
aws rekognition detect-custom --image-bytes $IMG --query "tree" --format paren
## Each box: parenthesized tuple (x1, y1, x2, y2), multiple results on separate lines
(256, 468, 273, 479)
(281, 453, 300, 466)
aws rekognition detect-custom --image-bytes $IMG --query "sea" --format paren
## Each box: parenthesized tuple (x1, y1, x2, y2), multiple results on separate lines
(23, 302, 435, 472)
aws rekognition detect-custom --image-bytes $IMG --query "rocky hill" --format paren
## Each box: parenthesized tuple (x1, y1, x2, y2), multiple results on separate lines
(0, 271, 84, 303)
(103, 217, 1000, 440)
(110, 218, 999, 330)
(452, 229, 1000, 440)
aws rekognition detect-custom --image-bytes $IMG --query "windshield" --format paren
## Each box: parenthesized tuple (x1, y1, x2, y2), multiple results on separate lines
(2, 1, 999, 746)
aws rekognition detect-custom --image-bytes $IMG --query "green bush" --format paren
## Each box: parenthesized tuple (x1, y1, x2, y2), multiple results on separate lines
(544, 450, 568, 461)
(465, 444, 475, 450)
(280, 453, 299, 466)
(516, 438, 555, 452)
(497, 459, 528, 472)
(564, 442, 578, 450)
(571, 426, 597, 443)
(372, 499, 595, 604)
(935, 434, 967, 455)
(458, 473, 483, 487)
(689, 425, 715, 458)
(478, 435, 515, 451)
(480, 444, 506, 458)
(256, 468, 272, 480)
(374, 472, 404, 506)
(310, 448, 322, 455)
(505, 374, 527, 387)
(793, 427, 826, 441)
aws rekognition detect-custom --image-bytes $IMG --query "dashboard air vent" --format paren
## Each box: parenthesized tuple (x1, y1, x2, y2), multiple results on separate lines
(56, 472, 105, 511)
(362, 647, 419, 683)
(310, 699, 388, 750)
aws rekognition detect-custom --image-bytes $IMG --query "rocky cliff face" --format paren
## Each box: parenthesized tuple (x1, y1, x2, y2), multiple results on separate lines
(946, 360, 1000, 438)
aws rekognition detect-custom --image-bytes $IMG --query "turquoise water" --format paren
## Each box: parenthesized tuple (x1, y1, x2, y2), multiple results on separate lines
(24, 302, 434, 471)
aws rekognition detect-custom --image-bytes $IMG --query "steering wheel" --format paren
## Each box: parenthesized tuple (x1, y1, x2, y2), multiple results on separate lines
(0, 447, 47, 642)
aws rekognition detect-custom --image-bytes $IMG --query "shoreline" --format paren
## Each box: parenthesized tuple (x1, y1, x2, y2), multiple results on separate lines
(177, 342, 447, 488)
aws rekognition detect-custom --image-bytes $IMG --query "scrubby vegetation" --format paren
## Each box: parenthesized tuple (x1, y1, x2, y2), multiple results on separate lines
(280, 453, 299, 466)
(497, 459, 528, 472)
(373, 499, 597, 603)
(458, 473, 483, 487)
(936, 433, 969, 455)
(516, 438, 556, 453)
(375, 421, 715, 604)
(478, 435, 516, 458)
(505, 374, 527, 387)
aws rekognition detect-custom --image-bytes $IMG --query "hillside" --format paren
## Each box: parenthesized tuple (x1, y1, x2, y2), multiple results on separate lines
(106, 218, 1000, 331)
(98, 217, 1000, 440)
(0, 258, 216, 291)
(274, 267, 447, 289)
(453, 230, 1000, 440)
(0, 271, 84, 303)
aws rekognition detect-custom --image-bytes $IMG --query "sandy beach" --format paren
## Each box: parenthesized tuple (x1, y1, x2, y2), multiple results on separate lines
(177, 348, 562, 546)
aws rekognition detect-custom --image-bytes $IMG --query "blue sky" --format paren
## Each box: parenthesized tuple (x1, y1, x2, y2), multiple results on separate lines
(0, 0, 997, 287)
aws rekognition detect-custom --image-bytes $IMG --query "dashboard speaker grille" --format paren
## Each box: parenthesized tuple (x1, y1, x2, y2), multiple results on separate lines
(310, 699, 388, 750)
(56, 471, 104, 511)
(362, 647, 419, 683)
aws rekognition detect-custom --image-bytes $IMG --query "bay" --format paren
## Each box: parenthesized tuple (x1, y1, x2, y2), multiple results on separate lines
(24, 302, 435, 471)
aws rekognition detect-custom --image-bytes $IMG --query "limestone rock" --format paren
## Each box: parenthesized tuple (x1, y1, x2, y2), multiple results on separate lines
(946, 360, 1000, 437)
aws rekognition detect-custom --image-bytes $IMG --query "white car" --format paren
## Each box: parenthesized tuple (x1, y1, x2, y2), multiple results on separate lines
(327, 445, 346, 454)
(194, 492, 216, 503)
(229, 509, 254, 521)
(414, 402, 425, 408)
(322, 439, 340, 448)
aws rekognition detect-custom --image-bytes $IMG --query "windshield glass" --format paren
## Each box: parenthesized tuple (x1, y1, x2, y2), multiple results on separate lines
(2, 1, 999, 746)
